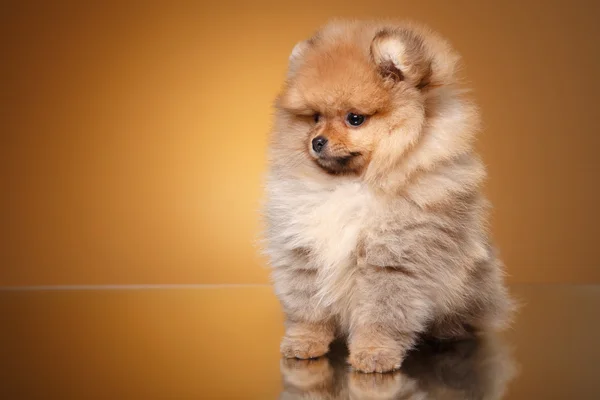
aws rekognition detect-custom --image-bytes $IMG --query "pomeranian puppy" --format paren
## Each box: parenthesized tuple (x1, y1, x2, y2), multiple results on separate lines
(263, 19, 514, 373)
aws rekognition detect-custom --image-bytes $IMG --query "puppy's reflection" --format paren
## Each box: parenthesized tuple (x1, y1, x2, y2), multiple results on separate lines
(279, 335, 516, 400)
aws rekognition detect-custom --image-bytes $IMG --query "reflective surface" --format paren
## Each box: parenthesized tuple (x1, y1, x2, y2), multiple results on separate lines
(281, 336, 516, 400)
(1, 284, 599, 399)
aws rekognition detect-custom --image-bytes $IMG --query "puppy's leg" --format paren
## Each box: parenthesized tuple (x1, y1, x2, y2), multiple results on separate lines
(274, 267, 335, 359)
(427, 315, 474, 341)
(281, 320, 335, 359)
(348, 266, 431, 373)
(428, 258, 515, 341)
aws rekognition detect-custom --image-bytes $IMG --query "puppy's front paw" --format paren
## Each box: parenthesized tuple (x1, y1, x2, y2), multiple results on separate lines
(281, 335, 330, 359)
(349, 347, 403, 373)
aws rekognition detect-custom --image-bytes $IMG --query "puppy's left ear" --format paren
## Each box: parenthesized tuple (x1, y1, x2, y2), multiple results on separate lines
(370, 29, 431, 89)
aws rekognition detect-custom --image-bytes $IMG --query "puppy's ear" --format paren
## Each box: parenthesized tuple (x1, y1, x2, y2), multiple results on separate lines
(370, 29, 431, 89)
(290, 41, 308, 62)
(287, 40, 310, 77)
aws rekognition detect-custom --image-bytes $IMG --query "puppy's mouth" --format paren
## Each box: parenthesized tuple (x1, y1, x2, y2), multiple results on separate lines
(313, 152, 363, 174)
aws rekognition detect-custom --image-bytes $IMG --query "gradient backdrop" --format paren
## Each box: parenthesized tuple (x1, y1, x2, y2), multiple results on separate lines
(2, 1, 599, 287)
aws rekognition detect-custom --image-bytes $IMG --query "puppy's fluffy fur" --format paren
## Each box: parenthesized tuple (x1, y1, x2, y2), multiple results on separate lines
(263, 19, 514, 373)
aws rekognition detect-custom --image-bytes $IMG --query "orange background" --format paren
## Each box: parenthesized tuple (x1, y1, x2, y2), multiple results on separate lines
(2, 1, 599, 286)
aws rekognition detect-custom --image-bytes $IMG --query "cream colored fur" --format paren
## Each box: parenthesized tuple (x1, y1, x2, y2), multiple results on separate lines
(262, 19, 514, 373)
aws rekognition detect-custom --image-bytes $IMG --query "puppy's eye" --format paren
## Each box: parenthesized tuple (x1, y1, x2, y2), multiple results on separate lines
(346, 113, 366, 127)
(313, 113, 321, 123)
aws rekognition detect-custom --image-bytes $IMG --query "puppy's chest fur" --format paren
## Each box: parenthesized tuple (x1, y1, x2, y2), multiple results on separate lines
(269, 179, 381, 307)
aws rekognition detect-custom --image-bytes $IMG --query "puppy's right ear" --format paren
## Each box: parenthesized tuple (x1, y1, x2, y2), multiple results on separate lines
(370, 29, 431, 89)
(287, 40, 310, 77)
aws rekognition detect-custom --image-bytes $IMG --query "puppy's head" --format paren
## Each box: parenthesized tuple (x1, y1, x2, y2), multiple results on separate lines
(274, 20, 465, 182)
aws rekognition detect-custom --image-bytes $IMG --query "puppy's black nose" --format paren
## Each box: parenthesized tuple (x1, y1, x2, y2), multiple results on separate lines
(312, 136, 328, 153)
